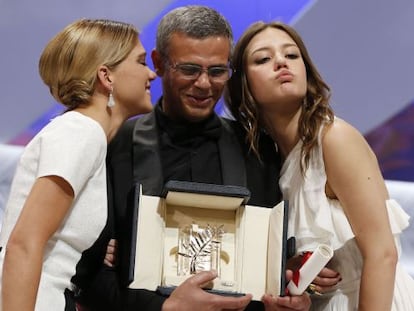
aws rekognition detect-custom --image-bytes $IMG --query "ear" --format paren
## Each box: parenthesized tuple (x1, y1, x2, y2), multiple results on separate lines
(151, 49, 165, 77)
(97, 65, 113, 90)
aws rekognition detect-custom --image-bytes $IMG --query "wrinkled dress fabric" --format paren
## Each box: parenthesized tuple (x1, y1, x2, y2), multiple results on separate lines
(279, 120, 414, 311)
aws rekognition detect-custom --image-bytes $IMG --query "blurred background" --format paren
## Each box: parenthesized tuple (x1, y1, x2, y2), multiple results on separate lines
(1, 0, 413, 274)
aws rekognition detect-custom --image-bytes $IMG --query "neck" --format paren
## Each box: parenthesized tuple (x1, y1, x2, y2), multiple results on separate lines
(261, 107, 302, 160)
(157, 100, 214, 125)
(74, 97, 128, 142)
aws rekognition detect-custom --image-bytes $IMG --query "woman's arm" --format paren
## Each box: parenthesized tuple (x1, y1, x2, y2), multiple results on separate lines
(2, 175, 74, 311)
(323, 119, 397, 311)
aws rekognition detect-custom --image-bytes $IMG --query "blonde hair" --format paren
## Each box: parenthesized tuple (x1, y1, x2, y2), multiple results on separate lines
(225, 21, 334, 171)
(39, 19, 139, 110)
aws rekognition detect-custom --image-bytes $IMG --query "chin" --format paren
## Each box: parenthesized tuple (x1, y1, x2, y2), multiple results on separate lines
(187, 107, 214, 122)
(140, 101, 154, 113)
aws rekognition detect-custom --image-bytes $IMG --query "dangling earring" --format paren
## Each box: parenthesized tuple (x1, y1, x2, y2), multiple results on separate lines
(107, 87, 115, 108)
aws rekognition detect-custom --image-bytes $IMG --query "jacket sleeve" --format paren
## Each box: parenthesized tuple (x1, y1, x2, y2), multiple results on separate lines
(79, 118, 167, 311)
(80, 265, 166, 311)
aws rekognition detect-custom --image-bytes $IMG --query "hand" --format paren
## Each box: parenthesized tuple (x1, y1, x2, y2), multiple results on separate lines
(311, 267, 341, 294)
(162, 270, 252, 311)
(286, 254, 341, 295)
(262, 294, 311, 311)
(103, 238, 117, 267)
(261, 270, 311, 311)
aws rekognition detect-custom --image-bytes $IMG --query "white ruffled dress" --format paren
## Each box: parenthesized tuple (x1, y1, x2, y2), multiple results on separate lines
(279, 122, 414, 310)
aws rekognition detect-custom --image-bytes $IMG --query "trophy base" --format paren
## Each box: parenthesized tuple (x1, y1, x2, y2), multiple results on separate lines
(156, 285, 246, 297)
(163, 275, 238, 292)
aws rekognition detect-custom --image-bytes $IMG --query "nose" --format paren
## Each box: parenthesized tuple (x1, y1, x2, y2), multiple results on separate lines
(148, 67, 157, 81)
(193, 70, 211, 88)
(274, 52, 287, 70)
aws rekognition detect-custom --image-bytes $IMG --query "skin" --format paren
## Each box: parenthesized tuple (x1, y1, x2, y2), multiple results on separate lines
(244, 26, 398, 311)
(109, 40, 155, 119)
(151, 32, 230, 122)
(1, 40, 156, 311)
(150, 31, 312, 311)
(163, 271, 252, 311)
(104, 239, 117, 267)
(262, 272, 310, 311)
(95, 40, 156, 140)
(245, 30, 342, 292)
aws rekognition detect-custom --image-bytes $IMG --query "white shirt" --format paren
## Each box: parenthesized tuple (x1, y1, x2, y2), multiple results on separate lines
(0, 111, 108, 310)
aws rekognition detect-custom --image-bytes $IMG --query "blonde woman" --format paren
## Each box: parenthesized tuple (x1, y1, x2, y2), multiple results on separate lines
(0, 19, 156, 310)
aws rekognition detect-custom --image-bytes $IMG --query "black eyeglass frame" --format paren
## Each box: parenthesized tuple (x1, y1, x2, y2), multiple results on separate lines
(167, 61, 233, 83)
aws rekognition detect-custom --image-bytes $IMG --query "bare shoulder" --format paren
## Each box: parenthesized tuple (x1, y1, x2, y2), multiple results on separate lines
(323, 118, 363, 143)
(322, 118, 369, 152)
(322, 117, 377, 164)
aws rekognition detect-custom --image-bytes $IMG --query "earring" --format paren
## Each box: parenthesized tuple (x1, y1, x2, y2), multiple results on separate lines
(107, 87, 115, 108)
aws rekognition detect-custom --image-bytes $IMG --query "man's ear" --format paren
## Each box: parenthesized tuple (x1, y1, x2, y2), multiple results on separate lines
(151, 49, 165, 77)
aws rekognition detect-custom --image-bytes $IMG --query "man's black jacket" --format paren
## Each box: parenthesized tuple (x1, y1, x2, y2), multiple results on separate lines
(79, 110, 281, 311)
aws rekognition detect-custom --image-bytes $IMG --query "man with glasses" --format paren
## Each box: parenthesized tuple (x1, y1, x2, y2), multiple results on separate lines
(81, 5, 319, 311)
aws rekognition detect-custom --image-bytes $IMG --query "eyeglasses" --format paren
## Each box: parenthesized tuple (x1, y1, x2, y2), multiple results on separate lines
(168, 62, 232, 83)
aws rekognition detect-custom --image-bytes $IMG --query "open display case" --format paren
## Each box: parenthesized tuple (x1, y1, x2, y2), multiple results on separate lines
(126, 181, 289, 300)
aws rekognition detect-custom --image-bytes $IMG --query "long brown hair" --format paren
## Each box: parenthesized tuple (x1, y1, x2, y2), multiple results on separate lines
(225, 21, 334, 170)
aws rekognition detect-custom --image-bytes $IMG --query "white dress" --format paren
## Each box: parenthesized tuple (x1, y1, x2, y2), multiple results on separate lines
(0, 111, 108, 310)
(279, 120, 414, 310)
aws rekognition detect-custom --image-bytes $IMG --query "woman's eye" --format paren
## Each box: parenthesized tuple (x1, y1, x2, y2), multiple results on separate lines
(255, 57, 271, 64)
(286, 53, 299, 59)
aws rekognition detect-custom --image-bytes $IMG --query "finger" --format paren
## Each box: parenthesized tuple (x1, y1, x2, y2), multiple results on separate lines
(313, 273, 342, 287)
(186, 270, 218, 288)
(263, 295, 291, 311)
(273, 293, 311, 310)
(107, 239, 117, 250)
(318, 267, 340, 278)
(310, 280, 340, 295)
(285, 269, 294, 281)
(214, 293, 252, 310)
(312, 268, 341, 293)
(104, 258, 114, 267)
(180, 271, 252, 310)
(306, 283, 323, 296)
(103, 252, 116, 267)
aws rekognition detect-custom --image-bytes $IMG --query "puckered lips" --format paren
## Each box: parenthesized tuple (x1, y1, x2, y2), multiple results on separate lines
(145, 83, 151, 94)
(276, 69, 294, 83)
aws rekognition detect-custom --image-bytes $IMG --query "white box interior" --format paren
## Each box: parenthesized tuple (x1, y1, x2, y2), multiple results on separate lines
(129, 187, 286, 300)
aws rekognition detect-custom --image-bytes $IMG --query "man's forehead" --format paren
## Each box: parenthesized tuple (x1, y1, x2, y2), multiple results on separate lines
(168, 33, 231, 62)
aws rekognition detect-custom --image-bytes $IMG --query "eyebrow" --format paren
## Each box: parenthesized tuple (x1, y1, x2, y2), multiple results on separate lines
(250, 42, 298, 55)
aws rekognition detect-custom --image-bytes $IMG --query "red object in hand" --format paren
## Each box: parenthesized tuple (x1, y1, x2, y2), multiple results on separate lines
(292, 251, 313, 286)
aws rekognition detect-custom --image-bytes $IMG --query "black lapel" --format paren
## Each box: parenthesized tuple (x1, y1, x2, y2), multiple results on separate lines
(132, 112, 164, 196)
(218, 118, 246, 187)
